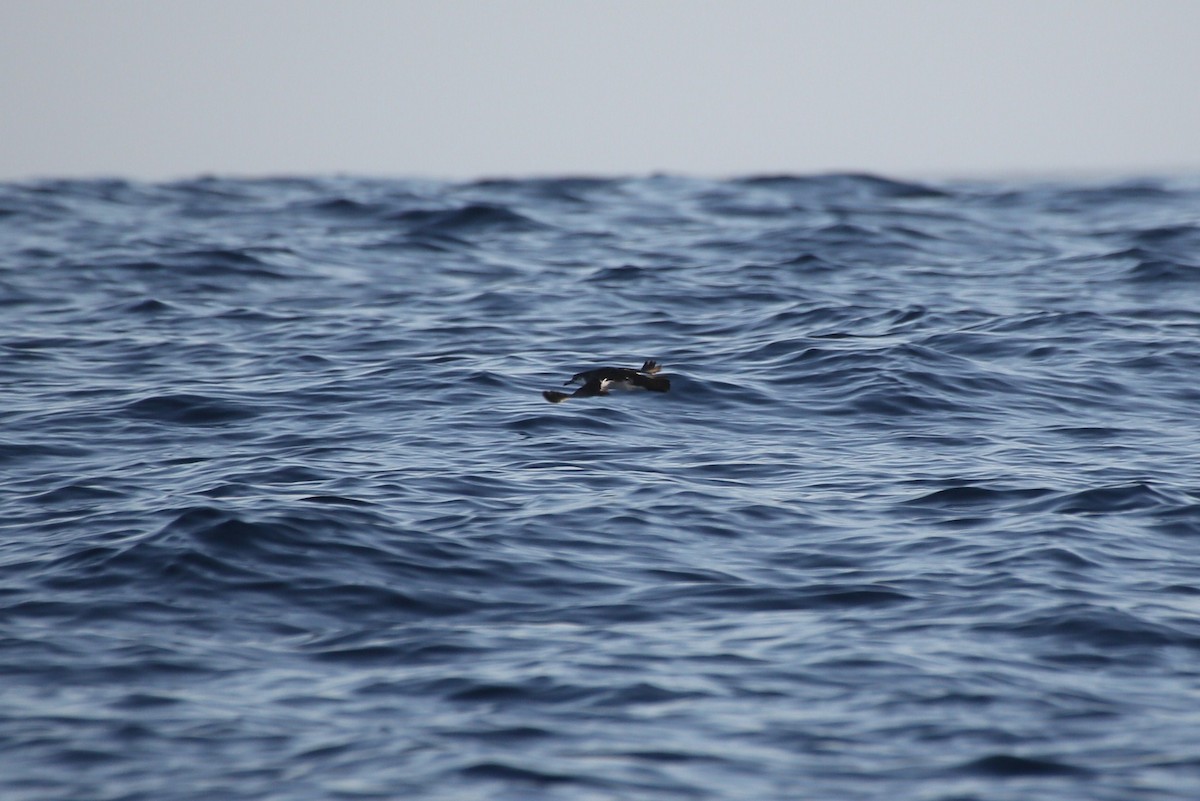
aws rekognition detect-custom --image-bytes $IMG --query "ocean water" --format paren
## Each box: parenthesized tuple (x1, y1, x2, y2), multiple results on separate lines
(3, 173, 1200, 800)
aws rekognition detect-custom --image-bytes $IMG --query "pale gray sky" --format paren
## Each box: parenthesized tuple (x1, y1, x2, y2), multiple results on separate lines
(2, 0, 1197, 180)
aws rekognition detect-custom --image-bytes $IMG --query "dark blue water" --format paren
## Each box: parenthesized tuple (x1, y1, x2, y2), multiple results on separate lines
(4, 173, 1200, 800)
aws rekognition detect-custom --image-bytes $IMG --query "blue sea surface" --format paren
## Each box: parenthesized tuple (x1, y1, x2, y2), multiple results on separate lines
(3, 173, 1200, 800)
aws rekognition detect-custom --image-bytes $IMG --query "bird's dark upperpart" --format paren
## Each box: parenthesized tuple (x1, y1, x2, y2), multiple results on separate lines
(543, 359, 670, 403)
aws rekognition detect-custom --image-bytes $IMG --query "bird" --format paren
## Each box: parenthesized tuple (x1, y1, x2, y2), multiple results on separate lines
(543, 359, 670, 403)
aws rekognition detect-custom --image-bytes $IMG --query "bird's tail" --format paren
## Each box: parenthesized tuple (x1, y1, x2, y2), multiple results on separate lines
(640, 359, 662, 374)
(543, 390, 571, 403)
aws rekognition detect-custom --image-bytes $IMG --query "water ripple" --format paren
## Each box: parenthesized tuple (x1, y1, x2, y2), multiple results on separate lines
(3, 173, 1200, 800)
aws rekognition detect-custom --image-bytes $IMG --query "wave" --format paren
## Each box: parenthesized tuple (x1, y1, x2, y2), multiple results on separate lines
(122, 393, 259, 425)
(5, 172, 1200, 800)
(737, 171, 951, 199)
(390, 203, 546, 235)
